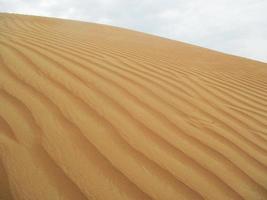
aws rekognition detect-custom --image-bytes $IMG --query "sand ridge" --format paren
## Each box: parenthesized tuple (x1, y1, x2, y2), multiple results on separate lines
(0, 13, 267, 200)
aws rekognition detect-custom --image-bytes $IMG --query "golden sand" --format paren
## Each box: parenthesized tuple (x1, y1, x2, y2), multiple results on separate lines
(0, 13, 267, 200)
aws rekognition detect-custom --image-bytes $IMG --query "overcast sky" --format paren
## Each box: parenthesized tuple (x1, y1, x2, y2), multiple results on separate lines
(1, 0, 267, 63)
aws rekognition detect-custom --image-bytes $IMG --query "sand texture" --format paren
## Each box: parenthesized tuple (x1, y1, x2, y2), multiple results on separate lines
(0, 13, 267, 200)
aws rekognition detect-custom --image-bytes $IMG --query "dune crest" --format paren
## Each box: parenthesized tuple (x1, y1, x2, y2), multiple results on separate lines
(0, 13, 267, 200)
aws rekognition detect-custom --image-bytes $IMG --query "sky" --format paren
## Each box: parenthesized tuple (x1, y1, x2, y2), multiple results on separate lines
(1, 0, 267, 63)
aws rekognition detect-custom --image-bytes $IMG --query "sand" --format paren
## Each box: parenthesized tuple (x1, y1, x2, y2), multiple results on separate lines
(0, 13, 267, 200)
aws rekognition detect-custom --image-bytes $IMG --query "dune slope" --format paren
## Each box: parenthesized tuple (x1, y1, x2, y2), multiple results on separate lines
(0, 13, 267, 200)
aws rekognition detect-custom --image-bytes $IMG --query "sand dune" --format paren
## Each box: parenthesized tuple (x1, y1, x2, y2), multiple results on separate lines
(0, 13, 267, 200)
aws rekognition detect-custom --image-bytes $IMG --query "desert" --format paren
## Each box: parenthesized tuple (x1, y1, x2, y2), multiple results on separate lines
(0, 13, 267, 200)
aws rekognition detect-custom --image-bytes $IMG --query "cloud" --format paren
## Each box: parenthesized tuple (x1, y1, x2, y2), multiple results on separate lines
(1, 0, 267, 62)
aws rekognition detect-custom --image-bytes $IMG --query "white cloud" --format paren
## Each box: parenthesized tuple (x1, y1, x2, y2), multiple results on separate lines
(1, 0, 267, 62)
